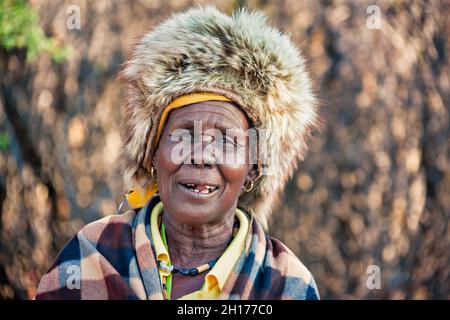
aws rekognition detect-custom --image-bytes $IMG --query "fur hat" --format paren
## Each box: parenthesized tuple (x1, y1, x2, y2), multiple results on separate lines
(119, 6, 319, 229)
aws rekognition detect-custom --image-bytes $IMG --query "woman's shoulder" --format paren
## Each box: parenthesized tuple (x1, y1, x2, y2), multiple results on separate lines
(265, 235, 320, 299)
(35, 209, 143, 299)
(266, 236, 310, 270)
(48, 209, 140, 266)
(76, 209, 138, 242)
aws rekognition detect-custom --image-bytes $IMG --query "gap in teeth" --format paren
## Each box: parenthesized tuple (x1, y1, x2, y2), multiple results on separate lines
(183, 184, 216, 193)
(182, 183, 217, 193)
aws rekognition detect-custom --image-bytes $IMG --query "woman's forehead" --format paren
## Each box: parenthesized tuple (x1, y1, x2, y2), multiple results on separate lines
(167, 101, 250, 129)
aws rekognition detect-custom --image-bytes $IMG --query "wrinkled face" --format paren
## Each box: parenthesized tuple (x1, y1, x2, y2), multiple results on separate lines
(152, 101, 257, 226)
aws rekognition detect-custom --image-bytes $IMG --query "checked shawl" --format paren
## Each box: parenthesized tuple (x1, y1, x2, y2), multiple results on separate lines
(35, 196, 319, 300)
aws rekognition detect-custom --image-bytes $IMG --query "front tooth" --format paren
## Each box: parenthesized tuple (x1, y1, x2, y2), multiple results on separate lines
(194, 189, 199, 192)
(200, 189, 209, 194)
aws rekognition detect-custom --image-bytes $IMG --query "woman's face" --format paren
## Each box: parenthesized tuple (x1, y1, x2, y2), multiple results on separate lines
(153, 101, 257, 226)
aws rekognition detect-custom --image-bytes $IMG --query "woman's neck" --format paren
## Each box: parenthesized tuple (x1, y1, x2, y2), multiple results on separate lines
(162, 209, 235, 268)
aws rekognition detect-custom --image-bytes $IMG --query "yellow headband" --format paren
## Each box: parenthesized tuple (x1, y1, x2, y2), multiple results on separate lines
(126, 92, 232, 209)
(154, 92, 232, 148)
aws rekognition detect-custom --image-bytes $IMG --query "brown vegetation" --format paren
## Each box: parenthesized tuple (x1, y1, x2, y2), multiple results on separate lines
(0, 0, 448, 299)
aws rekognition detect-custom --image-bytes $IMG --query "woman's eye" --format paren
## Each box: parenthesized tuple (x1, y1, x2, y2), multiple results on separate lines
(203, 135, 215, 143)
(170, 129, 192, 142)
(171, 133, 182, 142)
(222, 135, 237, 148)
(223, 136, 231, 144)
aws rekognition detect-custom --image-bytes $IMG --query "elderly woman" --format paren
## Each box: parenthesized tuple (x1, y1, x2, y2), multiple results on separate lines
(36, 6, 320, 300)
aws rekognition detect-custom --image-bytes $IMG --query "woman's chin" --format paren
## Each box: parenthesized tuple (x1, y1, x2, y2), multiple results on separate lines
(169, 208, 218, 226)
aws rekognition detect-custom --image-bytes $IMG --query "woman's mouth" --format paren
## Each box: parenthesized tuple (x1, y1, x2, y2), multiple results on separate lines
(178, 182, 220, 198)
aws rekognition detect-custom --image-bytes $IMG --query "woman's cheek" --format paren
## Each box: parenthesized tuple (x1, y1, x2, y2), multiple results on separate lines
(158, 143, 182, 171)
(219, 164, 248, 188)
(154, 144, 180, 198)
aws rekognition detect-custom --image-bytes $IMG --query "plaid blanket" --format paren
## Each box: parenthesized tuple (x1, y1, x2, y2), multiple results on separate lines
(35, 196, 319, 300)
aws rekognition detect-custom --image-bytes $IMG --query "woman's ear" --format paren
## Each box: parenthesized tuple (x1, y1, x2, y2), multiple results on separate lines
(246, 164, 258, 183)
(152, 152, 158, 168)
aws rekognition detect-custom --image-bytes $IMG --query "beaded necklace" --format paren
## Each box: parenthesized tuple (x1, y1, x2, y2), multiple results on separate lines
(157, 218, 239, 300)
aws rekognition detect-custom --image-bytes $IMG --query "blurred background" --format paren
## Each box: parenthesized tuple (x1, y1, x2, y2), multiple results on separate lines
(0, 0, 448, 299)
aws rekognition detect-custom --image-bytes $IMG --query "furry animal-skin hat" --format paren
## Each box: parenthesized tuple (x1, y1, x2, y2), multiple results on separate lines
(119, 6, 319, 229)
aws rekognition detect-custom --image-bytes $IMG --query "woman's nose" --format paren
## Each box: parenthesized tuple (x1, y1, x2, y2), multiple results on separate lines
(190, 137, 216, 167)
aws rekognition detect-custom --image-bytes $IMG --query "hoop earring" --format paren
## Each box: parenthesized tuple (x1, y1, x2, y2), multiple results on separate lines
(242, 180, 254, 192)
(150, 166, 157, 180)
